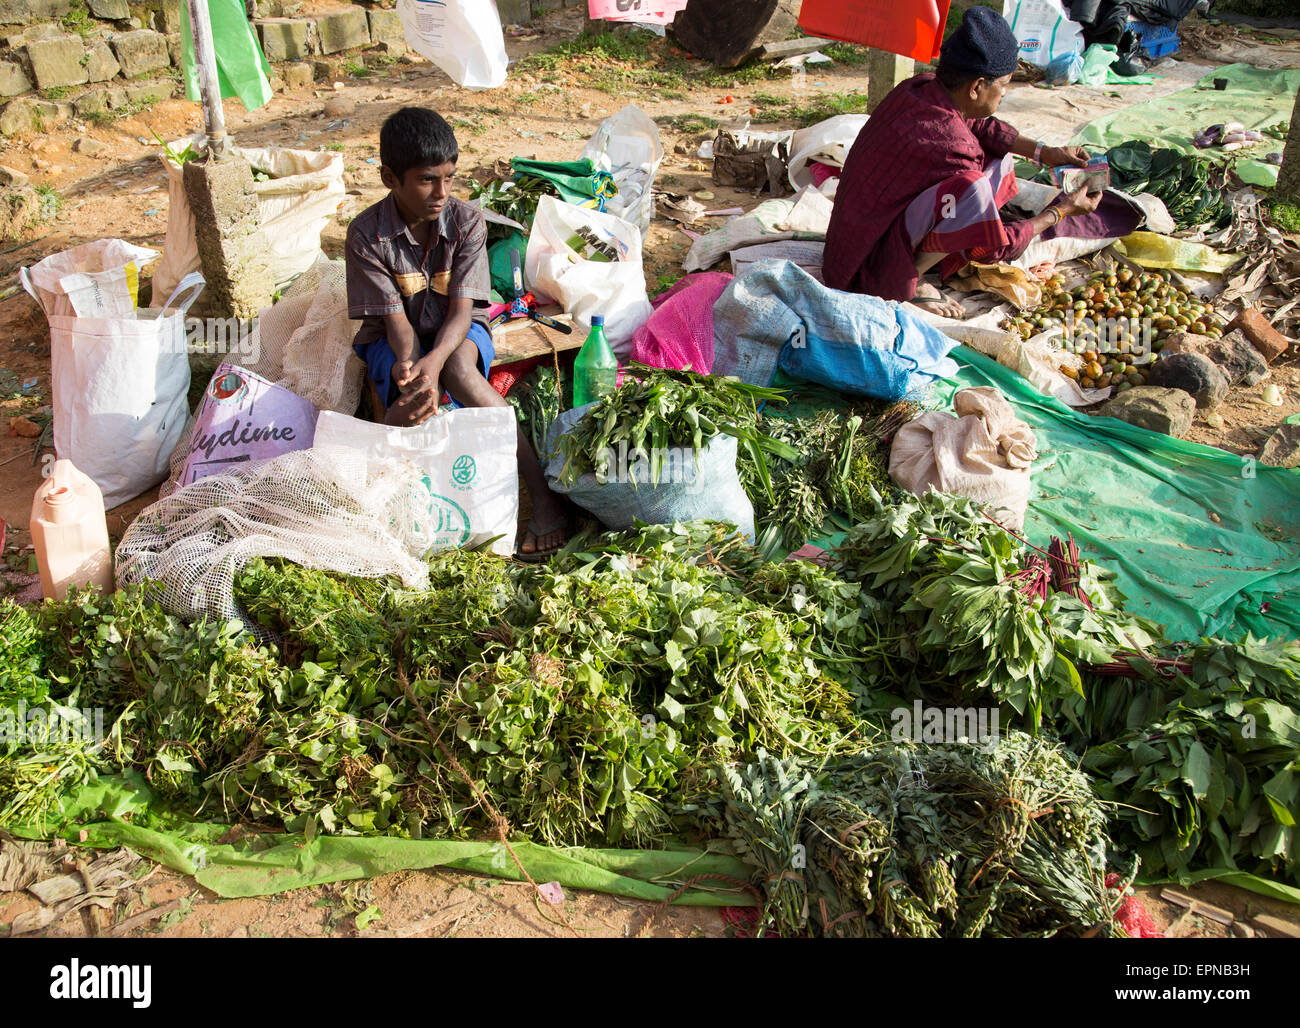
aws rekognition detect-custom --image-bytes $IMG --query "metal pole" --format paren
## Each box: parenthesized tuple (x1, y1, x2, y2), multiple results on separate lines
(187, 0, 228, 153)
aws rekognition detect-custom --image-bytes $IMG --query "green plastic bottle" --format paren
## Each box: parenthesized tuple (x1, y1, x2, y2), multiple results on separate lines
(572, 315, 619, 408)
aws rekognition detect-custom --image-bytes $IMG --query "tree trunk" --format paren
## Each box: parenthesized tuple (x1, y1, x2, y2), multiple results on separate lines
(1279, 87, 1300, 202)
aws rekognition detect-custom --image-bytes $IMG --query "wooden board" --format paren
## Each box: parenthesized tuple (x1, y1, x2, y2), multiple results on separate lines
(490, 309, 582, 367)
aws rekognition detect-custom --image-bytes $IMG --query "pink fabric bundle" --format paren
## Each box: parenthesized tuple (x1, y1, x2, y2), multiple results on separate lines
(630, 272, 734, 374)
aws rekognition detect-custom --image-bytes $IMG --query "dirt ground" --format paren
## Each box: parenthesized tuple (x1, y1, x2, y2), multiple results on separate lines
(1, 6, 1298, 938)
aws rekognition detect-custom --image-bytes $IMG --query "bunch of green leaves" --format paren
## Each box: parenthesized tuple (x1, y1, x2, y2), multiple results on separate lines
(557, 365, 797, 499)
(1103, 141, 1227, 229)
(508, 363, 570, 461)
(1064, 636, 1300, 884)
(0, 602, 50, 702)
(832, 489, 1162, 729)
(710, 733, 1120, 938)
(469, 175, 554, 238)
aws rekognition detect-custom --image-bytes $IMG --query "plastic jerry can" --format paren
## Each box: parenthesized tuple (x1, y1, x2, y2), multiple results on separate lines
(30, 459, 114, 600)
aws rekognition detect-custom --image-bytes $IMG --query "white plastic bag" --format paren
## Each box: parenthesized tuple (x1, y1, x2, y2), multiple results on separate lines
(153, 139, 345, 301)
(889, 387, 1038, 531)
(1002, 0, 1084, 69)
(580, 105, 664, 238)
(313, 407, 519, 556)
(43, 273, 204, 509)
(21, 239, 157, 319)
(525, 195, 652, 357)
(787, 114, 868, 191)
(396, 0, 507, 90)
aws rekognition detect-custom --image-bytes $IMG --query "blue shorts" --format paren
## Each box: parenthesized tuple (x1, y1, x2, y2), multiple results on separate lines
(353, 321, 495, 411)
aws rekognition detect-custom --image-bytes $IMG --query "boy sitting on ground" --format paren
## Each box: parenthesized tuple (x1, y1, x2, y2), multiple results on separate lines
(345, 106, 569, 560)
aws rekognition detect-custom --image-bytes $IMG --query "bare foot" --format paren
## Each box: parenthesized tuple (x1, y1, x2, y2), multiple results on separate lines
(517, 493, 570, 560)
(383, 381, 439, 426)
(908, 282, 967, 320)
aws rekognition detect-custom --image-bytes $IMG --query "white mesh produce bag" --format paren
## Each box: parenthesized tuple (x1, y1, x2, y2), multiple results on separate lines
(116, 445, 435, 630)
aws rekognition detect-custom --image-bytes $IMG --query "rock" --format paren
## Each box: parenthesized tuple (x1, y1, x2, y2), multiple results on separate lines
(152, 0, 182, 36)
(0, 98, 38, 135)
(9, 416, 42, 438)
(367, 9, 406, 54)
(1257, 424, 1300, 469)
(87, 0, 130, 19)
(1098, 386, 1196, 438)
(1160, 330, 1212, 356)
(85, 40, 121, 83)
(74, 88, 110, 117)
(26, 36, 89, 91)
(0, 61, 32, 98)
(0, 164, 29, 187)
(166, 33, 182, 69)
(316, 9, 370, 55)
(74, 136, 108, 155)
(256, 18, 313, 62)
(125, 80, 174, 105)
(1204, 329, 1268, 388)
(323, 95, 353, 118)
(1204, 411, 1225, 430)
(281, 61, 313, 90)
(1228, 307, 1291, 365)
(0, 0, 73, 24)
(497, 0, 532, 24)
(110, 30, 170, 79)
(312, 59, 340, 82)
(1231, 922, 1254, 938)
(1146, 352, 1229, 409)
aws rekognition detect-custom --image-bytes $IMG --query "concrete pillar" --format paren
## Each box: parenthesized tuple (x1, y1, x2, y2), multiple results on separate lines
(866, 50, 914, 113)
(183, 155, 274, 320)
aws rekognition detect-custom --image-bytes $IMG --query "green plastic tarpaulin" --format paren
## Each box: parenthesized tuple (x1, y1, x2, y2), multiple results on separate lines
(11, 775, 755, 905)
(938, 347, 1300, 644)
(1071, 64, 1300, 189)
(511, 157, 617, 210)
(181, 0, 273, 114)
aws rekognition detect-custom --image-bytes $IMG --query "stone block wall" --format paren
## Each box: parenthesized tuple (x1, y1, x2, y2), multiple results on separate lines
(0, 0, 589, 135)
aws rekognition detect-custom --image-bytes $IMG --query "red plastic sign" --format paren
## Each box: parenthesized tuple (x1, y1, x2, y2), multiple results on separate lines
(798, 0, 951, 64)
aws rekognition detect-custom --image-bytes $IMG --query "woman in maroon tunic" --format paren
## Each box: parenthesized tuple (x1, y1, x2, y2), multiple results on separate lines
(823, 7, 1102, 318)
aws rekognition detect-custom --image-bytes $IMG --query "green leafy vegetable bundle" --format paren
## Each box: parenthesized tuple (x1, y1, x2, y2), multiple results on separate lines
(1103, 140, 1228, 229)
(557, 366, 797, 497)
(713, 735, 1124, 938)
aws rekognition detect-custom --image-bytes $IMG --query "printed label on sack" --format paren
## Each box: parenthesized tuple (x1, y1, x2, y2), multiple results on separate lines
(450, 454, 477, 489)
(1020, 38, 1043, 52)
(414, 474, 472, 547)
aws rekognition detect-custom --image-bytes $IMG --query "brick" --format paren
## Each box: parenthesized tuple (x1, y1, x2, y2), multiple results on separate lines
(1228, 307, 1291, 365)
(316, 9, 369, 55)
(257, 18, 313, 61)
(85, 40, 121, 82)
(26, 36, 89, 91)
(87, 0, 130, 19)
(0, 61, 31, 97)
(110, 29, 170, 78)
(367, 9, 405, 53)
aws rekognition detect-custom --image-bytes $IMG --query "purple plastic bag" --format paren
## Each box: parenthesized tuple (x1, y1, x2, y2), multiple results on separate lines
(178, 363, 319, 487)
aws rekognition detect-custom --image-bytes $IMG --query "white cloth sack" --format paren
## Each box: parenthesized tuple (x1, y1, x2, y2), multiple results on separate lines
(44, 273, 205, 509)
(890, 387, 1038, 531)
(313, 407, 519, 557)
(21, 239, 158, 319)
(1002, 0, 1084, 69)
(787, 114, 868, 191)
(153, 139, 345, 301)
(580, 105, 665, 238)
(396, 0, 507, 90)
(525, 194, 652, 357)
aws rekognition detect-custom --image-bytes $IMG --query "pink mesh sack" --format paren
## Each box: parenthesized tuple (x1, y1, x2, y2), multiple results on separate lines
(630, 272, 733, 373)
